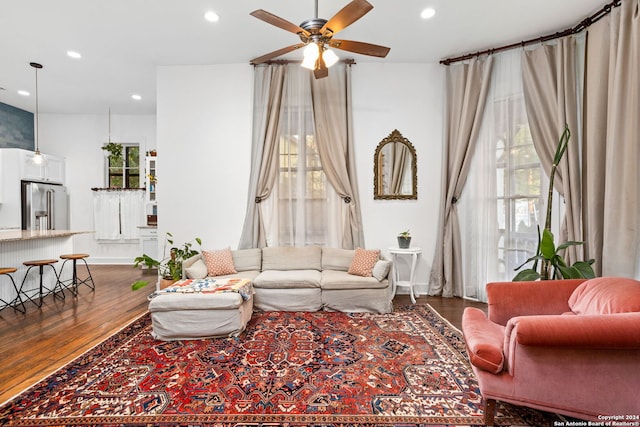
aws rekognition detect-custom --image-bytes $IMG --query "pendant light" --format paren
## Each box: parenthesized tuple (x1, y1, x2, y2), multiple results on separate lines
(30, 62, 44, 165)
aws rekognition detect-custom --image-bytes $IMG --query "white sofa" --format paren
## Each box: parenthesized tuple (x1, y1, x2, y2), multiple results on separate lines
(182, 246, 393, 314)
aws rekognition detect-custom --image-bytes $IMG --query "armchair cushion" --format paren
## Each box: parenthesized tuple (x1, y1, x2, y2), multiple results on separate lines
(462, 307, 505, 374)
(568, 276, 640, 315)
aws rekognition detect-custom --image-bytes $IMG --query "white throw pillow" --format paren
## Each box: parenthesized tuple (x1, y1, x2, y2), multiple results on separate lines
(184, 258, 208, 279)
(372, 260, 392, 281)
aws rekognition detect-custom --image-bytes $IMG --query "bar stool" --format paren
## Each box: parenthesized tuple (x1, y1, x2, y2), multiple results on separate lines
(0, 267, 26, 314)
(58, 254, 95, 296)
(19, 259, 63, 308)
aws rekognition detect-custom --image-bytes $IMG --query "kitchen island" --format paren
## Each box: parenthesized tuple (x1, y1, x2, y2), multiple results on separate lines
(0, 230, 91, 308)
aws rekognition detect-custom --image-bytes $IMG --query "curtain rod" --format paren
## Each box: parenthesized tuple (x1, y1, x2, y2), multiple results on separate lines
(253, 58, 356, 66)
(440, 0, 621, 66)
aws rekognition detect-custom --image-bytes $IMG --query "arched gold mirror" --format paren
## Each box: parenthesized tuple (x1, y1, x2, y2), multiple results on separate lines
(374, 129, 417, 200)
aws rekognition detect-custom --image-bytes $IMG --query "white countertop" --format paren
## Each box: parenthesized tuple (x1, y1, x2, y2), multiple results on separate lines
(0, 229, 92, 243)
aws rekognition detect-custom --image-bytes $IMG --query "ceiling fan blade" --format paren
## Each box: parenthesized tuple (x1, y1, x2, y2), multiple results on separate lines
(320, 0, 373, 36)
(250, 9, 310, 36)
(250, 44, 306, 65)
(328, 39, 390, 57)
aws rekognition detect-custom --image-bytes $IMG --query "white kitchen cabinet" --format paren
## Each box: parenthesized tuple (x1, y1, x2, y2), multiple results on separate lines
(139, 226, 159, 261)
(20, 150, 65, 184)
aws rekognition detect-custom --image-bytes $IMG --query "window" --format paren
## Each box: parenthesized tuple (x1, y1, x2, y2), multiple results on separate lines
(277, 109, 328, 246)
(106, 144, 140, 188)
(494, 97, 543, 276)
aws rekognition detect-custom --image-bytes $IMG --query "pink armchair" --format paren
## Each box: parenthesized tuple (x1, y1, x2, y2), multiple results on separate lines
(462, 277, 640, 425)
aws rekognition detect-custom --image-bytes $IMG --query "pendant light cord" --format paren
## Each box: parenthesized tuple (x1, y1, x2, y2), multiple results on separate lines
(108, 107, 111, 143)
(29, 62, 43, 153)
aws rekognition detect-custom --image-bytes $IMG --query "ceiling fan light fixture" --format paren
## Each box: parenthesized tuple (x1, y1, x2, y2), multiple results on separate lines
(323, 48, 339, 67)
(302, 43, 339, 70)
(301, 43, 320, 69)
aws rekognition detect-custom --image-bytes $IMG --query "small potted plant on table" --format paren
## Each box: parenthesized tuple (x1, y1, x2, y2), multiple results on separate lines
(397, 230, 411, 249)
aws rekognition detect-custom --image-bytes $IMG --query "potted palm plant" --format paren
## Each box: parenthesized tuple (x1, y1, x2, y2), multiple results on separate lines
(513, 126, 595, 281)
(132, 232, 202, 290)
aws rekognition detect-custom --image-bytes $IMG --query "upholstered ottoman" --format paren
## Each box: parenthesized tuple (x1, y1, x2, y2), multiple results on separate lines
(147, 278, 254, 341)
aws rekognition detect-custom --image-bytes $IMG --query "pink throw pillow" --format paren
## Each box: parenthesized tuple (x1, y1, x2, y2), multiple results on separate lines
(568, 277, 640, 315)
(202, 248, 237, 276)
(348, 248, 380, 277)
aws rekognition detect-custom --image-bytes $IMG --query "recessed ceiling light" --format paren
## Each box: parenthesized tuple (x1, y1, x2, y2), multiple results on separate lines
(421, 7, 436, 19)
(204, 10, 219, 22)
(18, 90, 30, 96)
(131, 94, 142, 101)
(67, 50, 82, 59)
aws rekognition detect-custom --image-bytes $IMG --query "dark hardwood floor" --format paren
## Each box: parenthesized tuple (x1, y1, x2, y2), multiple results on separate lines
(0, 265, 486, 405)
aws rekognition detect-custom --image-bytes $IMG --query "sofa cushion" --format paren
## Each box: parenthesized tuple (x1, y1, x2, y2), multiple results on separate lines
(203, 248, 237, 276)
(321, 270, 388, 290)
(348, 248, 381, 277)
(462, 307, 506, 374)
(185, 259, 208, 279)
(321, 248, 355, 271)
(568, 277, 640, 315)
(372, 260, 392, 282)
(262, 246, 322, 271)
(253, 270, 321, 289)
(232, 248, 262, 272)
(208, 270, 261, 282)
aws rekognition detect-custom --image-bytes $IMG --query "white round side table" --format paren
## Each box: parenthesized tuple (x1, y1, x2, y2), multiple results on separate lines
(388, 246, 422, 304)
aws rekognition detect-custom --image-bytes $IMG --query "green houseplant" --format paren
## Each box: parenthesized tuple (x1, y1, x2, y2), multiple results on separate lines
(512, 126, 595, 281)
(132, 232, 202, 290)
(397, 229, 411, 249)
(102, 142, 123, 163)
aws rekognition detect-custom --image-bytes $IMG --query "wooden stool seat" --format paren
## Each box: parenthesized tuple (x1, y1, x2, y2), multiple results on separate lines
(1, 267, 25, 314)
(59, 254, 95, 296)
(19, 259, 62, 308)
(60, 254, 90, 260)
(23, 259, 59, 267)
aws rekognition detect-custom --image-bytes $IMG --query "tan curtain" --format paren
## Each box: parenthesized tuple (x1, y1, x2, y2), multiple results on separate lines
(584, 0, 640, 277)
(238, 65, 286, 249)
(310, 64, 364, 249)
(429, 57, 494, 298)
(521, 38, 583, 263)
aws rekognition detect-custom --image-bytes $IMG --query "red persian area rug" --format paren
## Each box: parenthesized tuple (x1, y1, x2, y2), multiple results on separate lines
(0, 305, 563, 426)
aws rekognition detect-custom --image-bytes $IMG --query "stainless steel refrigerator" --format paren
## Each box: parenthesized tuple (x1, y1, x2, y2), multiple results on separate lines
(21, 181, 69, 230)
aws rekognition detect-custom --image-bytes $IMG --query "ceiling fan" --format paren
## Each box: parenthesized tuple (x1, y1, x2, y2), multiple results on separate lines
(249, 0, 390, 79)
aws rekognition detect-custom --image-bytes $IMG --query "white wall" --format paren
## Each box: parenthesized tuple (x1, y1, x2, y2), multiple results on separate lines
(156, 64, 253, 253)
(40, 113, 156, 262)
(156, 62, 444, 290)
(352, 63, 444, 290)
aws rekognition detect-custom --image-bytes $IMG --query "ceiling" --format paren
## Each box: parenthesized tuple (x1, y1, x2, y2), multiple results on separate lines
(0, 0, 607, 115)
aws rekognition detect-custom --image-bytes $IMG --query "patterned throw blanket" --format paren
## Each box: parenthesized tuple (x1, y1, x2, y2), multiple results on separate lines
(150, 278, 253, 301)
